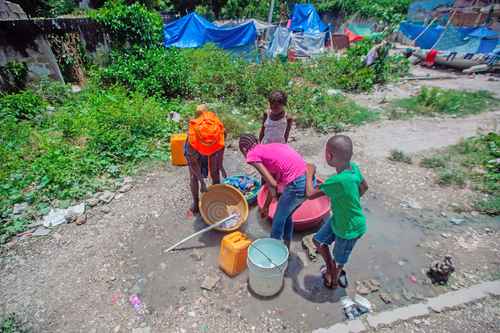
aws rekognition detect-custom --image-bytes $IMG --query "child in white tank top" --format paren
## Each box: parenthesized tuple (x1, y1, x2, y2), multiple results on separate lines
(259, 90, 293, 144)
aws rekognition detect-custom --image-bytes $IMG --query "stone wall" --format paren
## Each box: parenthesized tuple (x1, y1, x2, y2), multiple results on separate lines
(0, 0, 109, 87)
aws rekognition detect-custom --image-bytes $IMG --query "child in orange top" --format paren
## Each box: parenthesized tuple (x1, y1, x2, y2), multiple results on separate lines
(184, 105, 226, 214)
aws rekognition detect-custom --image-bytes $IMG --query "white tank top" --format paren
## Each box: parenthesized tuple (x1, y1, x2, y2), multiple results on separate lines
(262, 110, 288, 144)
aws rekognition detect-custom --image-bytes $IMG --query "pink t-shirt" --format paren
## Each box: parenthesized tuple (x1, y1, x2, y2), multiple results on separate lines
(246, 143, 306, 192)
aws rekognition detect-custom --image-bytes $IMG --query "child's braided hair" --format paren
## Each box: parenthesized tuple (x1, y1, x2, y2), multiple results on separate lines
(239, 134, 258, 155)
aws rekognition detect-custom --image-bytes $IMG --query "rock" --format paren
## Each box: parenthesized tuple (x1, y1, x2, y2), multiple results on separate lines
(101, 206, 111, 214)
(201, 275, 220, 291)
(355, 281, 371, 295)
(441, 233, 450, 239)
(99, 191, 115, 204)
(13, 202, 29, 215)
(32, 226, 51, 237)
(113, 325, 121, 333)
(132, 327, 150, 333)
(401, 199, 422, 209)
(86, 198, 99, 207)
(449, 218, 465, 225)
(191, 249, 203, 261)
(440, 212, 447, 217)
(119, 184, 133, 193)
(71, 85, 82, 93)
(75, 214, 87, 225)
(65, 203, 86, 222)
(379, 292, 392, 304)
(470, 211, 479, 217)
(123, 176, 133, 184)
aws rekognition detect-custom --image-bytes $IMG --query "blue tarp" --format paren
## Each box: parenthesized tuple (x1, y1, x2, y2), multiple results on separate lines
(399, 21, 499, 54)
(163, 13, 257, 49)
(290, 4, 328, 33)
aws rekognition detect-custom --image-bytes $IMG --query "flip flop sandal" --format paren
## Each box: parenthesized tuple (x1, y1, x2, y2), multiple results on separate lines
(338, 270, 348, 288)
(320, 266, 338, 289)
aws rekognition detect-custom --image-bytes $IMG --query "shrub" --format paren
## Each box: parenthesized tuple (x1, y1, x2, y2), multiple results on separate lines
(0, 314, 28, 333)
(0, 61, 28, 93)
(99, 47, 192, 98)
(90, 0, 164, 47)
(388, 149, 412, 164)
(0, 90, 47, 121)
(420, 156, 446, 169)
(394, 87, 498, 117)
(437, 169, 466, 187)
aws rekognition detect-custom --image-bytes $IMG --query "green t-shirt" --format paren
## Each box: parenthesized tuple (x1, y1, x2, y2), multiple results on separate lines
(320, 162, 366, 240)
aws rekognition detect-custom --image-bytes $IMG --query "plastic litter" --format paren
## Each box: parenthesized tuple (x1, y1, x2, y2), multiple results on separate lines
(354, 294, 372, 312)
(341, 296, 360, 320)
(129, 294, 143, 313)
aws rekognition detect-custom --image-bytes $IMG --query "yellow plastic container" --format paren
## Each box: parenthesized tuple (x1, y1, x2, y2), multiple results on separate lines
(219, 231, 252, 277)
(170, 133, 188, 166)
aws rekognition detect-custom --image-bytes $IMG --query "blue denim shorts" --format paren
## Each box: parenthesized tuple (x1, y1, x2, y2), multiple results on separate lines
(313, 217, 360, 266)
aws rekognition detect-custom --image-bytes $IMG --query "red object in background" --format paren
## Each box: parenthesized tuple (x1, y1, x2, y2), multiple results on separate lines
(287, 19, 291, 28)
(344, 28, 363, 43)
(257, 179, 331, 231)
(288, 48, 297, 62)
(424, 49, 439, 67)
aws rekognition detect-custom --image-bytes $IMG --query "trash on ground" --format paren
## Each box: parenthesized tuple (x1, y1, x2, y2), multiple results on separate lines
(129, 294, 144, 313)
(301, 234, 317, 261)
(341, 296, 369, 320)
(449, 217, 465, 225)
(354, 294, 372, 312)
(427, 255, 455, 285)
(32, 227, 51, 237)
(201, 275, 220, 291)
(409, 275, 417, 283)
(12, 203, 28, 215)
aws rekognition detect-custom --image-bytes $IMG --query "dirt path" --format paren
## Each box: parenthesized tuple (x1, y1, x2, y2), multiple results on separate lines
(1, 75, 499, 333)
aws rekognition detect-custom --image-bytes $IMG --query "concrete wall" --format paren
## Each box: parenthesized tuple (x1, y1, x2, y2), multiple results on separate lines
(0, 0, 109, 87)
(0, 0, 64, 83)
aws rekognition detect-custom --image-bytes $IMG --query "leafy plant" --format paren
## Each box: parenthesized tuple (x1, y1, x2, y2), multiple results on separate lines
(388, 149, 412, 164)
(420, 133, 500, 215)
(99, 47, 192, 98)
(0, 61, 28, 93)
(0, 314, 28, 333)
(0, 91, 47, 121)
(393, 87, 499, 117)
(90, 0, 164, 47)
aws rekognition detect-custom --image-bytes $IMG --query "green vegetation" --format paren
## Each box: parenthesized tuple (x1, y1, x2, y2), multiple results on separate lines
(0, 314, 28, 333)
(420, 133, 500, 215)
(0, 83, 186, 243)
(0, 1, 410, 243)
(391, 87, 499, 119)
(388, 149, 412, 164)
(0, 61, 28, 94)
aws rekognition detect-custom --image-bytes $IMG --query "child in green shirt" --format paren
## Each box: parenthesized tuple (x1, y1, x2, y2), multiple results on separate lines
(306, 135, 368, 289)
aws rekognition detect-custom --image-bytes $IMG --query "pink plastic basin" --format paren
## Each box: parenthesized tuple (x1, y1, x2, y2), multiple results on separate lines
(256, 179, 331, 231)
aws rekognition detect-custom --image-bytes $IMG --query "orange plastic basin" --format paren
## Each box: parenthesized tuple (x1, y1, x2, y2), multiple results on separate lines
(219, 231, 252, 277)
(257, 179, 331, 231)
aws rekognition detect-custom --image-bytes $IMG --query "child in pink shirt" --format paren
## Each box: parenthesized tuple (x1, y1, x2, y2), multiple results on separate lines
(239, 134, 307, 250)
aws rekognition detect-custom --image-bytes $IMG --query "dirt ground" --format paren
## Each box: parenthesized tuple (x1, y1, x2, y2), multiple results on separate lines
(1, 66, 499, 333)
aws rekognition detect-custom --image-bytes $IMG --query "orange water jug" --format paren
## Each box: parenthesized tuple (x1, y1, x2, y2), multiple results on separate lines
(219, 231, 252, 277)
(170, 133, 187, 166)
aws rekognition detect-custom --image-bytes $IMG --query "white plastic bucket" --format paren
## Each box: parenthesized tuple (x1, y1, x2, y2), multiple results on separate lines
(247, 238, 289, 297)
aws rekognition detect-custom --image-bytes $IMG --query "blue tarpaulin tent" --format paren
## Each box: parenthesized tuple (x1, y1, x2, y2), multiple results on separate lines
(163, 13, 257, 49)
(399, 21, 499, 54)
(290, 4, 329, 33)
